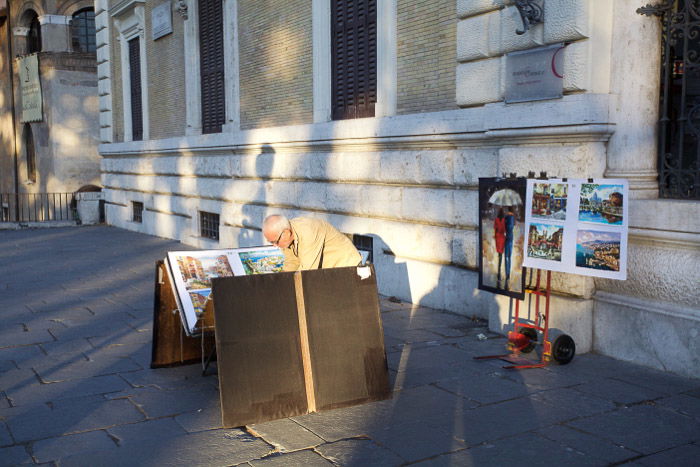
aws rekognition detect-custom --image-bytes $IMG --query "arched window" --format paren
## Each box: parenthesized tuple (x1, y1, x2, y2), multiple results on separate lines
(24, 124, 36, 183)
(27, 11, 41, 53)
(71, 8, 96, 53)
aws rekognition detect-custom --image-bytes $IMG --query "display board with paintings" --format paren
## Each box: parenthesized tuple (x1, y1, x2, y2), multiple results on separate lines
(523, 179, 628, 280)
(165, 246, 284, 335)
(478, 177, 527, 299)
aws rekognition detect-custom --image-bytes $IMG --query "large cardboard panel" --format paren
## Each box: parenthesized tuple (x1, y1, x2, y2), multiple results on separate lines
(151, 261, 202, 368)
(212, 272, 308, 427)
(301, 266, 390, 411)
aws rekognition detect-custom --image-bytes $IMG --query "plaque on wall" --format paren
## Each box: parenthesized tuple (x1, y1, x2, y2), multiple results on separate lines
(152, 2, 173, 40)
(505, 43, 565, 104)
(18, 54, 42, 123)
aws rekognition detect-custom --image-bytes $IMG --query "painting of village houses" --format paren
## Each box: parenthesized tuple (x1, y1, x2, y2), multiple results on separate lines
(175, 254, 235, 314)
(527, 223, 564, 261)
(578, 184, 624, 225)
(531, 182, 568, 220)
(576, 230, 621, 272)
(478, 178, 527, 299)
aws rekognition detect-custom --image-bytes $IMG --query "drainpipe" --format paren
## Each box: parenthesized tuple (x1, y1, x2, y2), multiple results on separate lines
(4, 1, 20, 220)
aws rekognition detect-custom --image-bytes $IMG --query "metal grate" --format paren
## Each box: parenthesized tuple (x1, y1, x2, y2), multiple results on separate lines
(639, 1, 700, 199)
(199, 211, 220, 241)
(132, 201, 143, 223)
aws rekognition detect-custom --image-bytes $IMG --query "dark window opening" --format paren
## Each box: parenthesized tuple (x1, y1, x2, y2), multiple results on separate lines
(132, 201, 143, 223)
(24, 123, 36, 183)
(27, 12, 41, 53)
(352, 233, 373, 264)
(199, 0, 225, 134)
(331, 0, 377, 120)
(200, 211, 220, 241)
(128, 37, 143, 141)
(641, 0, 700, 199)
(71, 8, 96, 53)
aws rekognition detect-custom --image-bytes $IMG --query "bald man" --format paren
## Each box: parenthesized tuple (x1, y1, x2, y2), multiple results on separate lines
(262, 215, 362, 272)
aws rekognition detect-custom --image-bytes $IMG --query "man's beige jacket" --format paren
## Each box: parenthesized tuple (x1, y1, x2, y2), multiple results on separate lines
(282, 217, 362, 271)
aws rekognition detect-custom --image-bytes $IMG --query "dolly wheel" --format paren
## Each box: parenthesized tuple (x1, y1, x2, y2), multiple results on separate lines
(552, 334, 576, 365)
(520, 328, 537, 353)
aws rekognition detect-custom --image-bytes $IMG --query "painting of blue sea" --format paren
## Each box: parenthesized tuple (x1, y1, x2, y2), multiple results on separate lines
(576, 230, 621, 271)
(239, 251, 284, 275)
(578, 184, 624, 225)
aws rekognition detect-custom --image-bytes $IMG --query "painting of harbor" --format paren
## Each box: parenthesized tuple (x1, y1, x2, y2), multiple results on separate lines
(531, 182, 568, 220)
(576, 230, 621, 272)
(527, 223, 564, 261)
(578, 183, 623, 225)
(239, 250, 284, 275)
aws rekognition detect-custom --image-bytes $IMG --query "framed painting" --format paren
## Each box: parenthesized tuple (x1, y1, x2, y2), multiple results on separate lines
(478, 177, 527, 300)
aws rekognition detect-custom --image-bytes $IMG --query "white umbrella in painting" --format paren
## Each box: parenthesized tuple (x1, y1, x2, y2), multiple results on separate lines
(488, 188, 523, 206)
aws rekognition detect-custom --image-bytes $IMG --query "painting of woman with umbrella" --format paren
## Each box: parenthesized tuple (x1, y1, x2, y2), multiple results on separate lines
(478, 178, 526, 299)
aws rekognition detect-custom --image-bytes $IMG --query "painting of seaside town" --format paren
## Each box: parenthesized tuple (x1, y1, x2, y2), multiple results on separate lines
(531, 182, 568, 220)
(578, 184, 624, 225)
(239, 250, 284, 275)
(527, 223, 564, 261)
(576, 230, 621, 272)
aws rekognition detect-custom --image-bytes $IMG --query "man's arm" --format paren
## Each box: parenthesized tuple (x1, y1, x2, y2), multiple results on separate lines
(282, 248, 300, 272)
(298, 223, 325, 270)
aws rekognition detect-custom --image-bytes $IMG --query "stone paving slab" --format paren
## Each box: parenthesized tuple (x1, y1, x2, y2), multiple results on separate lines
(32, 430, 117, 464)
(1, 397, 145, 443)
(58, 429, 272, 467)
(1, 226, 699, 466)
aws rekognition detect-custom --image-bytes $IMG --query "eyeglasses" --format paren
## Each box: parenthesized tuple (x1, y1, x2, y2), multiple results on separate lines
(271, 229, 286, 246)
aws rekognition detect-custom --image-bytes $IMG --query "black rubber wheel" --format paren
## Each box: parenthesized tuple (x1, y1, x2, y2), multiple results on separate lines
(519, 327, 538, 353)
(552, 334, 576, 365)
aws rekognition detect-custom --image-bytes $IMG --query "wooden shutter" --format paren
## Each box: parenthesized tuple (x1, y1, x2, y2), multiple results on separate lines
(128, 37, 143, 141)
(199, 0, 225, 134)
(331, 0, 377, 120)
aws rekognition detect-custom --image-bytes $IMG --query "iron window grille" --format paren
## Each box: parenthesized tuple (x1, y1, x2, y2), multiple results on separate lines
(132, 201, 143, 223)
(639, 1, 700, 200)
(200, 211, 220, 241)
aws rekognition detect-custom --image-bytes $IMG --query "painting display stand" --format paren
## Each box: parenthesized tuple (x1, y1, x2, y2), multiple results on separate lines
(474, 268, 576, 369)
(212, 265, 391, 427)
(150, 260, 215, 369)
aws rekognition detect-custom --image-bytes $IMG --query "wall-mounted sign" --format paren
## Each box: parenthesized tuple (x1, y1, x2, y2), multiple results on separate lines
(505, 43, 565, 104)
(18, 54, 42, 123)
(152, 2, 173, 40)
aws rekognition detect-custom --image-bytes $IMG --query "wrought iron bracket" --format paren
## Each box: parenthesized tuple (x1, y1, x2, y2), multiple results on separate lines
(636, 1, 673, 17)
(515, 0, 544, 35)
(177, 0, 188, 19)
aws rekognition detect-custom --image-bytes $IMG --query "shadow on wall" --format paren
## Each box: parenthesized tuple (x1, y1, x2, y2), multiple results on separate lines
(237, 144, 277, 248)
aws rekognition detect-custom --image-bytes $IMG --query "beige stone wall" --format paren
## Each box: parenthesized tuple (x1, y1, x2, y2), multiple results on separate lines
(146, 2, 186, 140)
(397, 0, 457, 115)
(110, 21, 123, 142)
(238, 0, 313, 130)
(0, 21, 15, 193)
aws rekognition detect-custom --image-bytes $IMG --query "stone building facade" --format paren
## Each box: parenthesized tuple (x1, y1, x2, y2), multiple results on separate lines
(97, 0, 700, 377)
(0, 0, 101, 201)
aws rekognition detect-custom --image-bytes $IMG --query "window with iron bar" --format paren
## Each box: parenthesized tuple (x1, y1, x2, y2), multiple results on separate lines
(132, 201, 143, 223)
(200, 211, 220, 241)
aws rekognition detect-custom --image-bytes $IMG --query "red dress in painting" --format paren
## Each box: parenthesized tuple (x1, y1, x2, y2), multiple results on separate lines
(494, 217, 506, 254)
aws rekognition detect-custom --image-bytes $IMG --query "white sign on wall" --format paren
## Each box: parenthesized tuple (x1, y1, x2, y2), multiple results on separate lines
(152, 2, 173, 40)
(18, 54, 43, 123)
(522, 178, 629, 280)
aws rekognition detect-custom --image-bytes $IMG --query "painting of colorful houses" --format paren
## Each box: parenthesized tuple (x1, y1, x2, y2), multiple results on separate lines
(576, 230, 621, 272)
(578, 184, 624, 225)
(531, 182, 568, 220)
(527, 223, 564, 261)
(175, 254, 234, 291)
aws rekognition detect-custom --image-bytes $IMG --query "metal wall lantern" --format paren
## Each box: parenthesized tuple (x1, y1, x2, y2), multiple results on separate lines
(515, 0, 544, 35)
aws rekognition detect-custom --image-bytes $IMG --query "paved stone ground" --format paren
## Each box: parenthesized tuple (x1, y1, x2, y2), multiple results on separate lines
(1, 226, 699, 466)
